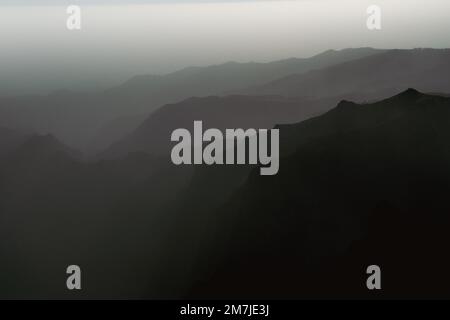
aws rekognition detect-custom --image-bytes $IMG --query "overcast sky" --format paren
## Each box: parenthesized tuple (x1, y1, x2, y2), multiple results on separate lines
(1, 0, 450, 95)
(0, 0, 274, 4)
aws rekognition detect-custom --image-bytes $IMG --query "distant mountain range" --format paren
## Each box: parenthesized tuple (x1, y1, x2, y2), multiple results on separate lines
(240, 48, 450, 100)
(103, 48, 450, 160)
(115, 47, 383, 100)
(3, 48, 450, 157)
(0, 48, 382, 153)
(99, 49, 450, 160)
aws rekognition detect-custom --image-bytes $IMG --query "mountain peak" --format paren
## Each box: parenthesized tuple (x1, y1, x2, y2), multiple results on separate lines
(336, 99, 357, 109)
(402, 88, 421, 95)
(392, 88, 424, 101)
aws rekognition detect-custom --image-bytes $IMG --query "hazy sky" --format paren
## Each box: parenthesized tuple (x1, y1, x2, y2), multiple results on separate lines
(1, 0, 450, 95)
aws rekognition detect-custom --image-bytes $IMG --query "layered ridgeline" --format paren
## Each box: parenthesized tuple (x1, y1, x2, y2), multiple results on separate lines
(239, 48, 450, 100)
(2, 48, 450, 157)
(100, 95, 334, 159)
(171, 89, 450, 299)
(0, 48, 381, 153)
(101, 48, 450, 160)
(1, 89, 450, 299)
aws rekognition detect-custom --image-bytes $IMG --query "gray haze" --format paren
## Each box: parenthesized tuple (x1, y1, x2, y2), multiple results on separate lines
(1, 0, 450, 95)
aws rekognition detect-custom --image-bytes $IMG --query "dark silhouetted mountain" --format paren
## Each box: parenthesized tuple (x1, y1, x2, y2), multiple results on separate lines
(240, 49, 450, 101)
(177, 90, 450, 299)
(3, 89, 450, 299)
(0, 48, 382, 153)
(0, 129, 192, 299)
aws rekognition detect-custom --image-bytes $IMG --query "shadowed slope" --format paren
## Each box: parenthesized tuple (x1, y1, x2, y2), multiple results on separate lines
(182, 90, 450, 299)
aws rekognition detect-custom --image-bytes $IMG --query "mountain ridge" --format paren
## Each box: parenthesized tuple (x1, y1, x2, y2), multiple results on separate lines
(181, 88, 450, 298)
(239, 48, 450, 101)
(0, 48, 384, 153)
